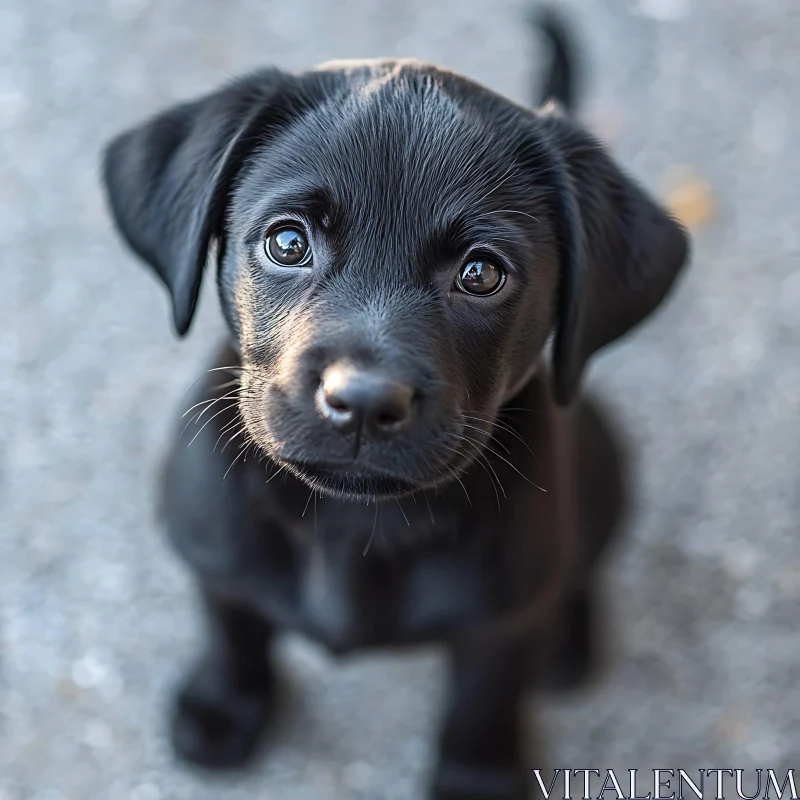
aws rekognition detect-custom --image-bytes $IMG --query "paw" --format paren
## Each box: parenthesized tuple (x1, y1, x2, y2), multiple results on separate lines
(433, 762, 529, 800)
(170, 660, 276, 769)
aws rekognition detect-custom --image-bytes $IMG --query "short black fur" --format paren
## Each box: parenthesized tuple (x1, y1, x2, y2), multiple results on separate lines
(103, 11, 688, 798)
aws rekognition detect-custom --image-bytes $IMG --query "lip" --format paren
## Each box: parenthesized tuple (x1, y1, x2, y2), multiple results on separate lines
(281, 457, 423, 501)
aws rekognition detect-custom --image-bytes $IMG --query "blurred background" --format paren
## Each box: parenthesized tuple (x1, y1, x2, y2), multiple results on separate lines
(1, 0, 798, 798)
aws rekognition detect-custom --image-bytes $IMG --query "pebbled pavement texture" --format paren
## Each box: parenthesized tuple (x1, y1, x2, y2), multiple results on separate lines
(1, 0, 798, 798)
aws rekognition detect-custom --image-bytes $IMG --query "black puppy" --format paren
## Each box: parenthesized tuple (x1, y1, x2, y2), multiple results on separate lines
(103, 14, 688, 800)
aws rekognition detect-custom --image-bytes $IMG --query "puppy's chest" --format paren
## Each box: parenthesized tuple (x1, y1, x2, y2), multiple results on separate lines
(249, 510, 492, 653)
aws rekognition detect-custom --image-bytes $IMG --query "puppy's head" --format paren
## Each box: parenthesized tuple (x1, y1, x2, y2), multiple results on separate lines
(103, 58, 688, 501)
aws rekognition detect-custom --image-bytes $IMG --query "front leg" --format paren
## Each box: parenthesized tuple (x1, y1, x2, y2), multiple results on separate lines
(171, 589, 278, 768)
(433, 641, 532, 800)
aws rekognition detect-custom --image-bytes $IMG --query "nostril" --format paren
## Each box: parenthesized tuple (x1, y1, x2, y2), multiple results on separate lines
(375, 407, 406, 428)
(319, 389, 357, 433)
(325, 393, 350, 413)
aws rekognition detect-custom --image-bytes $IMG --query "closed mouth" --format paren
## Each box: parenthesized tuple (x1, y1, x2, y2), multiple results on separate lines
(281, 457, 426, 501)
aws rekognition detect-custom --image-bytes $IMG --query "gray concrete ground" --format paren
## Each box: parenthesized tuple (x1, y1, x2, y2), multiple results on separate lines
(1, 0, 798, 798)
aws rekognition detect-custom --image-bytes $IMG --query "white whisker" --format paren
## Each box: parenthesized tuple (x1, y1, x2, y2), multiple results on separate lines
(363, 502, 380, 557)
(462, 434, 545, 493)
(223, 441, 249, 480)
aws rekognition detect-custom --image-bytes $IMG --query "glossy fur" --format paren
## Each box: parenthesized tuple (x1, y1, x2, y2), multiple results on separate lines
(103, 16, 688, 799)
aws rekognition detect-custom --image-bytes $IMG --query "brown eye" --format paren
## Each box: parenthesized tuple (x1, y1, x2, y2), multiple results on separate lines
(265, 225, 312, 266)
(455, 259, 505, 296)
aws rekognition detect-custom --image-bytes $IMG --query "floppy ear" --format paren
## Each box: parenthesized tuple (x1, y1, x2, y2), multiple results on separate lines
(538, 111, 690, 405)
(102, 69, 293, 335)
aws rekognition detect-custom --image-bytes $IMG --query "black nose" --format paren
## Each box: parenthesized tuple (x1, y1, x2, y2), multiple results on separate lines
(318, 363, 415, 439)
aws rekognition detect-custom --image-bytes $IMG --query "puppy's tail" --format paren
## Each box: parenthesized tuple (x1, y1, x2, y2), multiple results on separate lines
(532, 6, 580, 112)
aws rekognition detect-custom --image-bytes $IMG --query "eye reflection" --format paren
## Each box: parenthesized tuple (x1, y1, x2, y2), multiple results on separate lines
(455, 259, 505, 296)
(265, 226, 312, 266)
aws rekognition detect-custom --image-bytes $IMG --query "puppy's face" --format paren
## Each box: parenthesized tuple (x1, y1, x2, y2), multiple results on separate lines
(103, 60, 688, 501)
(222, 68, 558, 498)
